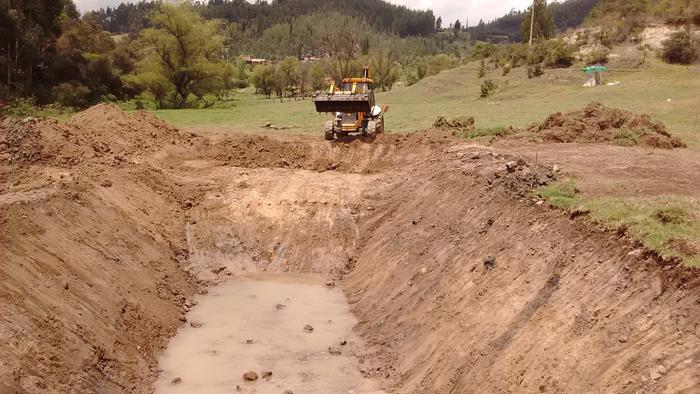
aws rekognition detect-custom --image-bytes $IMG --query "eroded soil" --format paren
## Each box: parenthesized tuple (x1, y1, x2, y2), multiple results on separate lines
(1, 104, 698, 393)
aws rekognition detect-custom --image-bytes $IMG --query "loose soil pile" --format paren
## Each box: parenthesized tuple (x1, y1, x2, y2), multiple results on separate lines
(528, 102, 685, 148)
(1, 105, 698, 393)
(433, 115, 476, 137)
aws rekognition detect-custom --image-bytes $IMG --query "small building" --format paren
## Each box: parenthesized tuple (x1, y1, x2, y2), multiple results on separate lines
(241, 55, 267, 65)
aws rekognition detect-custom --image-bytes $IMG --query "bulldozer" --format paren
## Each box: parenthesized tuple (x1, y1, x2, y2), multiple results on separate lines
(313, 66, 385, 140)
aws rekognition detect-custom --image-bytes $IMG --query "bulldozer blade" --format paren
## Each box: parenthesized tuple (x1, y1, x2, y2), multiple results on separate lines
(313, 93, 373, 113)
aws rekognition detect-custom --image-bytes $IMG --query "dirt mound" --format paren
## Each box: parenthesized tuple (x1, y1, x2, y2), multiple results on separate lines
(528, 102, 685, 148)
(0, 117, 93, 167)
(433, 115, 475, 137)
(69, 103, 199, 156)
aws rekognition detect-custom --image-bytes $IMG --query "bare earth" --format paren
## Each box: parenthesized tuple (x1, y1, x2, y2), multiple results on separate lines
(0, 104, 698, 393)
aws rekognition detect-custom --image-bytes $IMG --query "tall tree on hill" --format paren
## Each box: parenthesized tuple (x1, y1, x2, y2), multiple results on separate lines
(454, 19, 462, 34)
(435, 16, 442, 31)
(126, 4, 229, 108)
(521, 0, 555, 43)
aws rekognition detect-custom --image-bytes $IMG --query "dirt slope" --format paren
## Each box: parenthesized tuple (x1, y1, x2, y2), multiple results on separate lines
(1, 105, 698, 393)
(345, 146, 699, 393)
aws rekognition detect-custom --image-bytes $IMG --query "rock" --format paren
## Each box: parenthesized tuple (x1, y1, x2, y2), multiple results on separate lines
(627, 249, 643, 257)
(339, 338, 347, 346)
(261, 370, 273, 379)
(283, 390, 294, 394)
(536, 200, 545, 206)
(656, 365, 667, 375)
(483, 256, 496, 269)
(179, 315, 187, 322)
(506, 161, 518, 172)
(274, 303, 287, 310)
(325, 280, 336, 287)
(63, 282, 69, 290)
(245, 339, 254, 344)
(211, 266, 226, 274)
(303, 324, 314, 333)
(553, 164, 561, 173)
(617, 335, 628, 343)
(171, 377, 182, 385)
(328, 346, 342, 355)
(190, 321, 202, 328)
(242, 371, 258, 381)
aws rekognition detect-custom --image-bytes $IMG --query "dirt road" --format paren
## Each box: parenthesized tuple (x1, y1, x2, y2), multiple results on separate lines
(1, 105, 698, 393)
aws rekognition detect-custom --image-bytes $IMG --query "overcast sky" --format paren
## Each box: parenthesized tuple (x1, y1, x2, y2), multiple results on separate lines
(73, 0, 537, 25)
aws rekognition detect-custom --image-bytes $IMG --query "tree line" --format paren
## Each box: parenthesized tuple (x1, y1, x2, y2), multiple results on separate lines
(86, 0, 436, 37)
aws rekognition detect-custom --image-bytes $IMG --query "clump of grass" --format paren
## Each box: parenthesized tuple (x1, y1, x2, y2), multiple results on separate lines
(535, 181, 699, 267)
(534, 179, 581, 209)
(462, 126, 511, 139)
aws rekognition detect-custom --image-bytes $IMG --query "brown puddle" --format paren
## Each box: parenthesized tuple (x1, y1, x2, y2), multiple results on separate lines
(154, 274, 384, 394)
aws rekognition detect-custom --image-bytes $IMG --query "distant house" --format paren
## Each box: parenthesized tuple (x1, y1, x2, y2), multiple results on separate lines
(241, 55, 267, 65)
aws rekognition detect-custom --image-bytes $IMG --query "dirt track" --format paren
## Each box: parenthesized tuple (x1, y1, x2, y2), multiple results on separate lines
(1, 105, 699, 393)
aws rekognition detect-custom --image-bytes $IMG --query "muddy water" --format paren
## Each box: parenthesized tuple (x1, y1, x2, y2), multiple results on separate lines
(154, 274, 384, 394)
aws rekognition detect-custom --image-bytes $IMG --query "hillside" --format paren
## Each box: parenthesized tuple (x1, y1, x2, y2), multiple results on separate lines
(469, 0, 600, 42)
(87, 0, 436, 37)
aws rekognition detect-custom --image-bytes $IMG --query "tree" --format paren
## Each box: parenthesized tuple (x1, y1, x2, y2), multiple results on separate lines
(249, 64, 277, 98)
(454, 19, 462, 34)
(127, 4, 228, 108)
(435, 17, 442, 31)
(521, 0, 555, 43)
(371, 50, 399, 91)
(278, 56, 300, 96)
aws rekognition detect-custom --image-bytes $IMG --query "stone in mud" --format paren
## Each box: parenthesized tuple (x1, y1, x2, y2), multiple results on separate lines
(303, 324, 314, 333)
(283, 390, 294, 394)
(242, 371, 258, 381)
(245, 339, 254, 344)
(211, 266, 225, 274)
(328, 346, 342, 355)
(325, 280, 336, 287)
(339, 338, 347, 346)
(275, 303, 287, 310)
(171, 377, 181, 385)
(190, 321, 202, 328)
(262, 370, 273, 379)
(483, 256, 496, 269)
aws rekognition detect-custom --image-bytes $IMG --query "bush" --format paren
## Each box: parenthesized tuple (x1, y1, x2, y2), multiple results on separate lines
(585, 50, 610, 65)
(52, 82, 91, 108)
(480, 79, 498, 98)
(527, 64, 544, 79)
(543, 39, 574, 68)
(661, 30, 698, 64)
(502, 63, 511, 76)
(471, 41, 495, 60)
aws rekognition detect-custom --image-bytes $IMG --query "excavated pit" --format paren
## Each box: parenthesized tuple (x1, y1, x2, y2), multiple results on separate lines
(1, 105, 698, 393)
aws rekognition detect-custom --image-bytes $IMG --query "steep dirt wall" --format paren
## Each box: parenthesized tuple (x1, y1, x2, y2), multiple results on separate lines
(345, 147, 700, 393)
(0, 167, 201, 393)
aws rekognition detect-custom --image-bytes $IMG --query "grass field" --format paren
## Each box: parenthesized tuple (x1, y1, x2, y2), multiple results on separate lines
(152, 57, 700, 148)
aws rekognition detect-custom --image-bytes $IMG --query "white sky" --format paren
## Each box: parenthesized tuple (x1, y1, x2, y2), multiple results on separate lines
(73, 0, 537, 25)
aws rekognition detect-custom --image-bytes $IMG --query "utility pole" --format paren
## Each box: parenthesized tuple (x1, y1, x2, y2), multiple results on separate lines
(528, 0, 536, 47)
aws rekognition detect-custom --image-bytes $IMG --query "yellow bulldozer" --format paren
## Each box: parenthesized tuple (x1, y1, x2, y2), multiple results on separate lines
(313, 66, 385, 140)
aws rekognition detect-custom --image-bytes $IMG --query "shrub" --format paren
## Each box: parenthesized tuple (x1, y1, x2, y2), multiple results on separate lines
(585, 50, 610, 65)
(471, 41, 495, 60)
(543, 39, 574, 68)
(480, 79, 498, 98)
(527, 64, 544, 79)
(502, 63, 511, 76)
(52, 82, 91, 108)
(661, 30, 697, 64)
